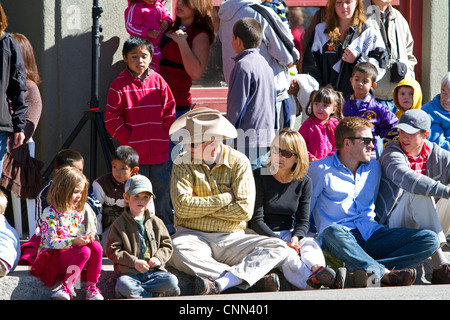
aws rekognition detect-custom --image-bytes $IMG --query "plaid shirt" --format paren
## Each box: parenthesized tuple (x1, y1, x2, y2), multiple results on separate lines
(402, 142, 431, 175)
(170, 144, 256, 233)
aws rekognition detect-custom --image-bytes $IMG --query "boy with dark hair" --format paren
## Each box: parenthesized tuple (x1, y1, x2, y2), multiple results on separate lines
(343, 62, 398, 157)
(226, 18, 276, 169)
(105, 36, 176, 234)
(93, 145, 149, 250)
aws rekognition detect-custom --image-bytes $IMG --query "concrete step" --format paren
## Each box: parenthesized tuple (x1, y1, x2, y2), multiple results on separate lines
(0, 253, 444, 300)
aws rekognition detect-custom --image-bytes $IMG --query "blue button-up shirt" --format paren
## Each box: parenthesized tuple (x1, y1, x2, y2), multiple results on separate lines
(308, 152, 384, 243)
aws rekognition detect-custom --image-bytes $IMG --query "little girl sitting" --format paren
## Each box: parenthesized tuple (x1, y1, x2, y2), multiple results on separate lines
(299, 85, 343, 161)
(30, 166, 103, 300)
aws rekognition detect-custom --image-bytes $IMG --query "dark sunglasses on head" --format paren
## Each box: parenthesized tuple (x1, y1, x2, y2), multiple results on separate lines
(346, 137, 376, 145)
(271, 146, 296, 158)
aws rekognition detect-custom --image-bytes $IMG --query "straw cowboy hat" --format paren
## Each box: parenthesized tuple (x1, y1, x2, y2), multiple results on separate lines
(169, 107, 238, 144)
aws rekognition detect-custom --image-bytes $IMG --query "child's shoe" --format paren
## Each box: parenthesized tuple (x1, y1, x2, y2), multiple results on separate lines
(51, 284, 72, 300)
(306, 266, 336, 289)
(86, 285, 104, 300)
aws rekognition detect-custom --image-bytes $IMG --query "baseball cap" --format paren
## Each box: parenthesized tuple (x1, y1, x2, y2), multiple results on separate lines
(393, 109, 431, 134)
(124, 175, 154, 196)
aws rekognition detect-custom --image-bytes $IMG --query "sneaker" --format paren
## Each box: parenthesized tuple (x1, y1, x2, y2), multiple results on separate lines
(51, 285, 72, 300)
(387, 268, 416, 286)
(431, 264, 450, 284)
(306, 266, 336, 289)
(247, 273, 280, 293)
(0, 259, 9, 277)
(193, 276, 221, 295)
(86, 285, 104, 300)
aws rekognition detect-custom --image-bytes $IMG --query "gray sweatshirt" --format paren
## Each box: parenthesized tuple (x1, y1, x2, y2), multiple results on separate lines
(375, 138, 450, 225)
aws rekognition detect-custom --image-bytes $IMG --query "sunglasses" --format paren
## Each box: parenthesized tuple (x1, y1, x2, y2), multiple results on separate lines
(346, 137, 376, 146)
(271, 146, 296, 158)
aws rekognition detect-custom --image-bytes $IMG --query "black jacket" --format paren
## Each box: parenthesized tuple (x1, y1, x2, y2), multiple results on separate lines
(0, 33, 27, 133)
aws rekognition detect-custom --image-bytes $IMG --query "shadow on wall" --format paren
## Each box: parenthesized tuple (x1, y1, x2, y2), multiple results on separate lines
(36, 33, 125, 182)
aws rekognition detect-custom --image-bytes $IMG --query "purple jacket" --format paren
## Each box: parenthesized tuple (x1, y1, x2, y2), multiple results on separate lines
(299, 116, 338, 160)
(343, 93, 398, 141)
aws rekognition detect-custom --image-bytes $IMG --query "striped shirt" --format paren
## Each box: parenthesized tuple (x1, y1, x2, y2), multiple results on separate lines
(170, 144, 256, 233)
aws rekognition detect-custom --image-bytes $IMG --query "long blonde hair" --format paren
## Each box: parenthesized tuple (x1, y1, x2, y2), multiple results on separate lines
(266, 128, 309, 181)
(47, 166, 88, 213)
(325, 0, 366, 47)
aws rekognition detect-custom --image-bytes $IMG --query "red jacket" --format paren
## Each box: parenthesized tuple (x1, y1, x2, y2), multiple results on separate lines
(105, 68, 176, 164)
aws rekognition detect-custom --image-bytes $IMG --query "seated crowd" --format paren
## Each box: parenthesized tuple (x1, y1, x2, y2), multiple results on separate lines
(0, 0, 449, 302)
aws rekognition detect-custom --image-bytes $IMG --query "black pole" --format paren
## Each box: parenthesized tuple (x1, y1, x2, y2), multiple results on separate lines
(90, 1, 104, 180)
(42, 0, 113, 183)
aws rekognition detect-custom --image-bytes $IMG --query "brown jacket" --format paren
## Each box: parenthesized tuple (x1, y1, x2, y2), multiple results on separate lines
(106, 207, 173, 276)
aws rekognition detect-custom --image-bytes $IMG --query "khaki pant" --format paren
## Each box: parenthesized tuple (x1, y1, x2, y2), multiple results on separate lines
(169, 226, 289, 287)
(388, 193, 448, 246)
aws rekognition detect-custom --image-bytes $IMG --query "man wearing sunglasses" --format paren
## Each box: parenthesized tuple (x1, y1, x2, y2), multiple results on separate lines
(168, 107, 289, 295)
(308, 116, 440, 288)
(377, 109, 450, 284)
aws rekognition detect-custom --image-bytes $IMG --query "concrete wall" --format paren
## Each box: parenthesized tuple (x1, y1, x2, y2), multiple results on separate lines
(421, 0, 450, 103)
(2, 0, 129, 180)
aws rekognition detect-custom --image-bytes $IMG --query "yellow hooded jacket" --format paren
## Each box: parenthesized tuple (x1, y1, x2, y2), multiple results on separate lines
(393, 78, 423, 119)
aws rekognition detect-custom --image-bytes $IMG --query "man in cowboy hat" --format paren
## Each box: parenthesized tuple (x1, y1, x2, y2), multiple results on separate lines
(168, 107, 289, 295)
(376, 109, 450, 284)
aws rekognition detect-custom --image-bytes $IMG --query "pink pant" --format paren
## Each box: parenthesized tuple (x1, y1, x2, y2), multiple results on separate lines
(58, 241, 103, 289)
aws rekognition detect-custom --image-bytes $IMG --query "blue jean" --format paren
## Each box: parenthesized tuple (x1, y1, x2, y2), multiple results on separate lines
(115, 270, 179, 298)
(321, 224, 440, 280)
(0, 132, 8, 177)
(139, 162, 175, 234)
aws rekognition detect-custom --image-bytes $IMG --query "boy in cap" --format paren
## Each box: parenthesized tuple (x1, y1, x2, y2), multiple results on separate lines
(106, 175, 179, 298)
(376, 109, 450, 284)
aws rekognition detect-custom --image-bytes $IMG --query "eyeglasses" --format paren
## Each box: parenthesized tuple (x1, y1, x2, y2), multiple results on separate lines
(271, 146, 296, 158)
(346, 137, 376, 146)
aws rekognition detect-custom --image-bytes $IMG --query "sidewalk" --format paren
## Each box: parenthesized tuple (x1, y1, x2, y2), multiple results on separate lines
(1, 246, 448, 300)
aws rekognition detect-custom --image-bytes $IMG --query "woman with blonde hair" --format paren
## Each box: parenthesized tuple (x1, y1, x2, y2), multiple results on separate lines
(302, 0, 387, 97)
(250, 128, 342, 290)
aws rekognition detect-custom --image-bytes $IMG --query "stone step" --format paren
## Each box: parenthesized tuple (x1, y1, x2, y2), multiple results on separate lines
(0, 254, 443, 300)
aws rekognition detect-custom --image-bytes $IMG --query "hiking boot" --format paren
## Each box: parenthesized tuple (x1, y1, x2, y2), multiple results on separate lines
(431, 264, 450, 284)
(86, 285, 104, 300)
(247, 273, 280, 292)
(387, 268, 416, 286)
(193, 276, 221, 295)
(306, 266, 336, 289)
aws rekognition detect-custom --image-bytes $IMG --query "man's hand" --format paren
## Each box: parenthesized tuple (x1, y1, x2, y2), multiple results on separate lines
(12, 132, 25, 149)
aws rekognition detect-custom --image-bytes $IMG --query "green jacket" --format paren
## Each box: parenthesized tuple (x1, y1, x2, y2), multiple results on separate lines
(106, 207, 173, 276)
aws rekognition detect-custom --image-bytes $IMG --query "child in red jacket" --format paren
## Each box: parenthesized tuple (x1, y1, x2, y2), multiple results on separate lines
(105, 36, 176, 234)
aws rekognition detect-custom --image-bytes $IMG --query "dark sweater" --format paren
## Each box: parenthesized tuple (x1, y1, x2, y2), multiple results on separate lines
(250, 167, 312, 239)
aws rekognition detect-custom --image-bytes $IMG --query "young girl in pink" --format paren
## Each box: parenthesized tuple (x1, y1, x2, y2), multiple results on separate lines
(298, 85, 343, 161)
(125, 0, 173, 72)
(30, 166, 103, 300)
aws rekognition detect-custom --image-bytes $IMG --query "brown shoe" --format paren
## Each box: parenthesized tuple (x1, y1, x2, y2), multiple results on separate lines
(193, 276, 221, 295)
(247, 273, 280, 292)
(431, 264, 450, 284)
(387, 268, 417, 286)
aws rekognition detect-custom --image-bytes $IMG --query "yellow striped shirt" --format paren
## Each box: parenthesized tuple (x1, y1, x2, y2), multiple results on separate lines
(170, 144, 256, 233)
